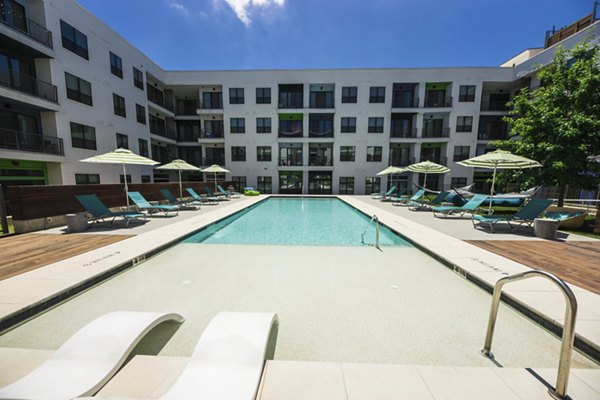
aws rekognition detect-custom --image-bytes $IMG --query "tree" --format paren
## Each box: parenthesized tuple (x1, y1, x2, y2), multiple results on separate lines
(494, 42, 600, 207)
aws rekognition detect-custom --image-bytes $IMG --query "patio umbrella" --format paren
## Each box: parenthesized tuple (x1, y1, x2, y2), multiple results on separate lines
(156, 159, 201, 199)
(405, 161, 450, 189)
(201, 164, 231, 191)
(80, 148, 159, 207)
(457, 149, 541, 214)
(376, 166, 406, 193)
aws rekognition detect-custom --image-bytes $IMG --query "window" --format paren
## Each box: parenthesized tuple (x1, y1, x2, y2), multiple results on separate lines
(451, 177, 467, 187)
(366, 146, 382, 162)
(368, 117, 384, 133)
(453, 146, 470, 162)
(340, 146, 355, 162)
(341, 117, 356, 133)
(113, 93, 126, 117)
(342, 86, 357, 103)
(230, 118, 245, 133)
(65, 72, 92, 106)
(459, 85, 476, 102)
(109, 52, 123, 78)
(256, 87, 271, 104)
(75, 174, 100, 184)
(365, 177, 381, 195)
(257, 146, 272, 162)
(456, 116, 473, 132)
(231, 146, 246, 161)
(256, 117, 271, 133)
(257, 176, 272, 194)
(232, 176, 247, 192)
(141, 175, 151, 183)
(116, 133, 129, 149)
(339, 177, 354, 194)
(120, 175, 132, 184)
(70, 122, 96, 150)
(133, 67, 144, 90)
(60, 20, 88, 59)
(369, 86, 385, 103)
(229, 88, 244, 104)
(138, 139, 149, 157)
(135, 104, 146, 124)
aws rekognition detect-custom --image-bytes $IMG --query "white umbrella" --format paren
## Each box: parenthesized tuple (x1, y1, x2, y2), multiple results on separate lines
(405, 161, 450, 189)
(458, 149, 541, 214)
(201, 164, 231, 191)
(156, 159, 201, 198)
(80, 148, 159, 207)
(377, 166, 406, 193)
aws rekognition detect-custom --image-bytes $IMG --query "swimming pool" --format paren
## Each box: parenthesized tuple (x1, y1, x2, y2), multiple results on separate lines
(185, 197, 409, 247)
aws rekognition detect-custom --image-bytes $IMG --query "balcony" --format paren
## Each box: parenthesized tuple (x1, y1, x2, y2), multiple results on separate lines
(199, 129, 224, 139)
(198, 97, 223, 110)
(419, 155, 447, 166)
(0, 5, 53, 48)
(388, 155, 414, 167)
(392, 95, 419, 108)
(424, 96, 452, 108)
(279, 156, 303, 166)
(477, 130, 509, 141)
(202, 157, 225, 166)
(390, 126, 417, 139)
(480, 100, 510, 112)
(0, 128, 63, 155)
(422, 127, 450, 138)
(175, 100, 199, 115)
(0, 71, 58, 102)
(147, 85, 174, 112)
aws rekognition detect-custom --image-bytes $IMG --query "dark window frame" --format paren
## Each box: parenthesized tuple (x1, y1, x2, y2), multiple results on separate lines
(453, 146, 470, 162)
(70, 121, 96, 150)
(116, 132, 129, 149)
(368, 117, 384, 133)
(459, 85, 476, 102)
(75, 173, 100, 184)
(341, 117, 356, 133)
(230, 117, 246, 134)
(456, 116, 473, 132)
(340, 146, 356, 162)
(257, 146, 272, 162)
(109, 51, 123, 78)
(256, 117, 272, 133)
(229, 87, 245, 104)
(339, 177, 354, 194)
(65, 72, 92, 106)
(369, 86, 386, 103)
(341, 86, 357, 103)
(60, 20, 89, 60)
(136, 104, 146, 124)
(256, 87, 271, 104)
(366, 146, 383, 162)
(113, 93, 126, 117)
(133, 67, 144, 90)
(231, 146, 246, 161)
(138, 138, 149, 157)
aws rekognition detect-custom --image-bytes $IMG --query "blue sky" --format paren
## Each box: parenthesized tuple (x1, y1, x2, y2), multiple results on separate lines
(77, 0, 593, 70)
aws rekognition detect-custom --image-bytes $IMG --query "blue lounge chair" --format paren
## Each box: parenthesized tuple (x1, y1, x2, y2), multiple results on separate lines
(186, 188, 219, 205)
(160, 188, 201, 209)
(391, 189, 425, 206)
(205, 186, 230, 200)
(409, 190, 450, 211)
(381, 188, 406, 202)
(371, 185, 397, 200)
(75, 194, 146, 228)
(472, 198, 554, 233)
(217, 184, 241, 198)
(128, 191, 179, 216)
(432, 194, 489, 218)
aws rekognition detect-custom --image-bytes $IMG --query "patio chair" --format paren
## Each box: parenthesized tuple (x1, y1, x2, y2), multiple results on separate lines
(217, 184, 241, 198)
(160, 188, 201, 209)
(381, 188, 406, 202)
(161, 312, 279, 400)
(75, 194, 146, 228)
(128, 191, 179, 216)
(432, 194, 489, 218)
(391, 189, 425, 206)
(371, 185, 397, 200)
(472, 198, 554, 233)
(0, 311, 184, 399)
(409, 190, 450, 211)
(186, 188, 219, 205)
(204, 186, 230, 200)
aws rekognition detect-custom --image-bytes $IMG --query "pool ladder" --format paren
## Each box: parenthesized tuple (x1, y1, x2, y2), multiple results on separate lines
(481, 270, 577, 400)
(361, 214, 380, 250)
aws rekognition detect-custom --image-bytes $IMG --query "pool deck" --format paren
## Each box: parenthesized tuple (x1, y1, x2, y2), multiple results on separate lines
(1, 195, 599, 398)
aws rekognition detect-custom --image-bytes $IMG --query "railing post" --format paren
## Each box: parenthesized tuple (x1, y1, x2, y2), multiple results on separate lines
(0, 185, 9, 235)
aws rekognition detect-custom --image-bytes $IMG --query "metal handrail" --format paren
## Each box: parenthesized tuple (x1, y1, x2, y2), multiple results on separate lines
(481, 270, 577, 400)
(361, 214, 380, 249)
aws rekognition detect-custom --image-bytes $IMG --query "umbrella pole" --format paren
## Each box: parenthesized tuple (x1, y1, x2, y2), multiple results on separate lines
(214, 173, 217, 191)
(489, 165, 497, 215)
(178, 169, 183, 199)
(123, 163, 129, 208)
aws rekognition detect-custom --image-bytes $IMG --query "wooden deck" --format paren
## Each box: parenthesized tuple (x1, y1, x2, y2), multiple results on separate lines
(0, 233, 131, 281)
(466, 240, 600, 295)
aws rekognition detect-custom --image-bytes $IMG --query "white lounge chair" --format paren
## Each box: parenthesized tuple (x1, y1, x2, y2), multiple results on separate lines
(161, 311, 279, 400)
(0, 311, 184, 399)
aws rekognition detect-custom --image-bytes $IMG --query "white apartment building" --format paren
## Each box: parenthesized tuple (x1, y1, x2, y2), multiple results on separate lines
(1, 0, 598, 195)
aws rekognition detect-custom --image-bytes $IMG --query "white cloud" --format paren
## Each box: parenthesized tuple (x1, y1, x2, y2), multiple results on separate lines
(169, 2, 189, 15)
(222, 0, 285, 26)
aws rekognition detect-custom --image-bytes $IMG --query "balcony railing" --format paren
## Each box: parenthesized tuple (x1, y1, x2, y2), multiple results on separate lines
(0, 71, 58, 102)
(422, 127, 450, 138)
(309, 155, 333, 166)
(279, 157, 303, 166)
(480, 100, 510, 111)
(147, 87, 174, 112)
(478, 131, 509, 141)
(175, 103, 199, 115)
(424, 96, 452, 107)
(278, 94, 303, 108)
(308, 130, 333, 138)
(199, 130, 224, 139)
(392, 96, 419, 108)
(198, 99, 223, 110)
(388, 156, 415, 167)
(0, 7, 53, 48)
(202, 157, 225, 166)
(0, 128, 63, 155)
(279, 129, 303, 138)
(419, 155, 447, 166)
(390, 126, 417, 138)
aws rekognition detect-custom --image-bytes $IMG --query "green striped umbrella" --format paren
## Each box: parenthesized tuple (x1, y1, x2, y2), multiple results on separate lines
(405, 161, 450, 189)
(376, 166, 406, 176)
(80, 148, 159, 207)
(201, 164, 231, 190)
(458, 150, 541, 213)
(157, 159, 201, 198)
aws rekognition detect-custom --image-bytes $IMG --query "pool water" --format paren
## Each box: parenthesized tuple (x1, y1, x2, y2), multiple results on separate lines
(185, 197, 410, 247)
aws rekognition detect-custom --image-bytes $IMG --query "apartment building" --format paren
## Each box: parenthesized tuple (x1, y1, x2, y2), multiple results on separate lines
(1, 0, 598, 195)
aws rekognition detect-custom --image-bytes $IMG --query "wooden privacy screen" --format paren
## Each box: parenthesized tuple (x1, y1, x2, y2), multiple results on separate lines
(7, 181, 234, 221)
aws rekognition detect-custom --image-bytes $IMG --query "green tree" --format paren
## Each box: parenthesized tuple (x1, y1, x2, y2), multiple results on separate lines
(494, 42, 600, 207)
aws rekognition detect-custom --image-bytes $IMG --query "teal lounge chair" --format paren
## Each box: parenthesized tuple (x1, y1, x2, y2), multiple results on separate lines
(372, 185, 397, 200)
(432, 194, 489, 218)
(205, 186, 230, 200)
(409, 190, 450, 211)
(391, 189, 425, 206)
(381, 188, 406, 202)
(472, 198, 554, 233)
(128, 191, 179, 216)
(186, 188, 219, 205)
(217, 184, 241, 198)
(160, 188, 201, 209)
(75, 194, 146, 228)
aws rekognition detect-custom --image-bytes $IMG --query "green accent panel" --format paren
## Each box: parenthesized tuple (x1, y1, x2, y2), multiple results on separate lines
(0, 159, 48, 184)
(278, 113, 303, 120)
(425, 82, 451, 90)
(421, 143, 443, 149)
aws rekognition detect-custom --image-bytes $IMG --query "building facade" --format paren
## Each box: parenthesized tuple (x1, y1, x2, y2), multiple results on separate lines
(1, 0, 598, 194)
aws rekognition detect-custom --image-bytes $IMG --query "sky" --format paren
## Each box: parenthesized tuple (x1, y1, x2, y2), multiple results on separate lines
(76, 0, 594, 70)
